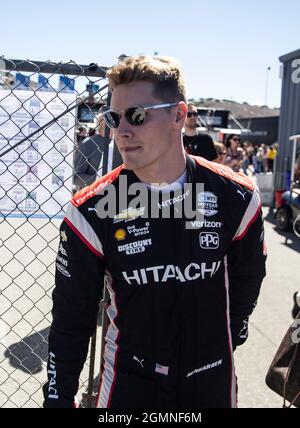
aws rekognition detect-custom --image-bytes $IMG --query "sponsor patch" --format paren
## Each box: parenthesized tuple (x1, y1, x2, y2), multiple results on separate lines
(56, 255, 68, 267)
(127, 222, 150, 237)
(58, 243, 67, 257)
(187, 219, 223, 229)
(157, 188, 190, 209)
(60, 230, 67, 242)
(197, 192, 218, 217)
(56, 262, 71, 278)
(199, 232, 219, 249)
(237, 189, 247, 200)
(186, 359, 223, 378)
(113, 207, 145, 223)
(155, 363, 169, 376)
(47, 352, 59, 399)
(114, 229, 126, 241)
(118, 238, 152, 255)
(122, 261, 221, 285)
(133, 356, 144, 368)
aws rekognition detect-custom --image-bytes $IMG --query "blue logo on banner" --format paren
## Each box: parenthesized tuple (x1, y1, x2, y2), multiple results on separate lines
(38, 75, 52, 91)
(59, 75, 75, 92)
(15, 73, 30, 90)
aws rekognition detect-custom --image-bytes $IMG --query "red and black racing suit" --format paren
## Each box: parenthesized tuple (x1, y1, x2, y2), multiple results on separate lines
(43, 155, 266, 408)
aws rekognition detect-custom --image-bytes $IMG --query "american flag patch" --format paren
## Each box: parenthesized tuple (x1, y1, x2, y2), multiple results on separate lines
(155, 363, 169, 376)
(263, 240, 267, 256)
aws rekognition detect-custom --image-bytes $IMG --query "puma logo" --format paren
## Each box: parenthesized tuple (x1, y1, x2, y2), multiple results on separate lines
(237, 190, 247, 200)
(133, 356, 144, 368)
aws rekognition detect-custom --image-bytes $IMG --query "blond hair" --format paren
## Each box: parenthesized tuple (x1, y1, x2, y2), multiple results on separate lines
(106, 55, 186, 103)
(214, 142, 226, 155)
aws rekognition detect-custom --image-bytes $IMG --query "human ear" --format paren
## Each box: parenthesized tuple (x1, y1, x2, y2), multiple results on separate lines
(175, 101, 187, 123)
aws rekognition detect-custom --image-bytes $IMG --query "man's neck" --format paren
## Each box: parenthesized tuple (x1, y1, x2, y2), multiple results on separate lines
(133, 150, 187, 185)
(184, 126, 197, 137)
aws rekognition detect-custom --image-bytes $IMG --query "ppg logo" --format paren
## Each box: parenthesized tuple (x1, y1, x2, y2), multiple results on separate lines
(199, 232, 219, 249)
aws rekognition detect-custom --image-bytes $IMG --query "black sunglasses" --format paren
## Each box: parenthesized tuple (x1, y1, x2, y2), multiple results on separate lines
(232, 137, 241, 142)
(101, 103, 178, 129)
(187, 112, 198, 118)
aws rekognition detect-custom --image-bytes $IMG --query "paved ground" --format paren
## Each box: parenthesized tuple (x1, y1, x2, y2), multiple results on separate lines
(234, 207, 300, 408)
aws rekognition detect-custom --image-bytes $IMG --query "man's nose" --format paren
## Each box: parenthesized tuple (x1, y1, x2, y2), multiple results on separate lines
(115, 116, 134, 139)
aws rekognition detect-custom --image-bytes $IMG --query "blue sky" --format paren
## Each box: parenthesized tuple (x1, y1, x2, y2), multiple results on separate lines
(1, 0, 299, 108)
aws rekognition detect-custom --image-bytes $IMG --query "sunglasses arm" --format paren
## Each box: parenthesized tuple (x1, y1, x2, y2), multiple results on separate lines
(144, 103, 178, 111)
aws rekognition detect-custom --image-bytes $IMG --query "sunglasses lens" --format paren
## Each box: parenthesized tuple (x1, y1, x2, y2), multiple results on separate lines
(126, 107, 146, 126)
(103, 111, 120, 129)
(187, 112, 197, 117)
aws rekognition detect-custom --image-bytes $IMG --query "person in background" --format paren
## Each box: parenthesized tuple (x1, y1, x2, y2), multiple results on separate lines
(246, 143, 254, 168)
(242, 143, 250, 175)
(255, 145, 264, 174)
(252, 146, 258, 175)
(267, 144, 277, 172)
(214, 142, 227, 164)
(73, 113, 113, 191)
(183, 103, 217, 161)
(262, 145, 269, 173)
(225, 134, 243, 172)
(75, 125, 87, 145)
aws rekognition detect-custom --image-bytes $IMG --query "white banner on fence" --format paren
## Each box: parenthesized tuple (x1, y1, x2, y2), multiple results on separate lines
(0, 89, 76, 218)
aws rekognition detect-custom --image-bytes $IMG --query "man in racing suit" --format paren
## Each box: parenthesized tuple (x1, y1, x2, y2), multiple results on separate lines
(43, 55, 266, 408)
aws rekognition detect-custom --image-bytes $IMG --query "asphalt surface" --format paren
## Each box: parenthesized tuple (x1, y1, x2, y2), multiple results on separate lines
(234, 207, 300, 408)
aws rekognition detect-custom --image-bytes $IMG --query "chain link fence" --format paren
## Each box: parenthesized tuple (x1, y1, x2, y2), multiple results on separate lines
(0, 57, 113, 407)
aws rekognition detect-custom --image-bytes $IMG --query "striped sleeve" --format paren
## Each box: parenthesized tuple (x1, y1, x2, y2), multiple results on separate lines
(233, 186, 261, 241)
(66, 201, 105, 258)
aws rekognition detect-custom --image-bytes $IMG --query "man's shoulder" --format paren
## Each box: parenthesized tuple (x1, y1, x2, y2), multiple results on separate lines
(71, 164, 124, 208)
(196, 131, 213, 142)
(183, 131, 213, 142)
(80, 134, 106, 147)
(192, 155, 255, 191)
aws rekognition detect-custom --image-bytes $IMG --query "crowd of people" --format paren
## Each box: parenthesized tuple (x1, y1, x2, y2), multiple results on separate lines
(183, 103, 278, 175)
(215, 138, 277, 175)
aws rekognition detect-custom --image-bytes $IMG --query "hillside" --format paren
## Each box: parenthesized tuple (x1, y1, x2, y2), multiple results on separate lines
(189, 98, 279, 119)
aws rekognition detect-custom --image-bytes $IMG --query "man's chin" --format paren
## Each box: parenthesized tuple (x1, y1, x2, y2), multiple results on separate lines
(124, 164, 134, 170)
(123, 159, 150, 172)
(122, 160, 138, 170)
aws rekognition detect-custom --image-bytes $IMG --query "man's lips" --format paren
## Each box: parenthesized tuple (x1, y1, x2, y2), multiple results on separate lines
(121, 146, 141, 152)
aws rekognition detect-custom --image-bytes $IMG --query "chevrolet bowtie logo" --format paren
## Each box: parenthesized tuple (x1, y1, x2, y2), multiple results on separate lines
(113, 207, 145, 223)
